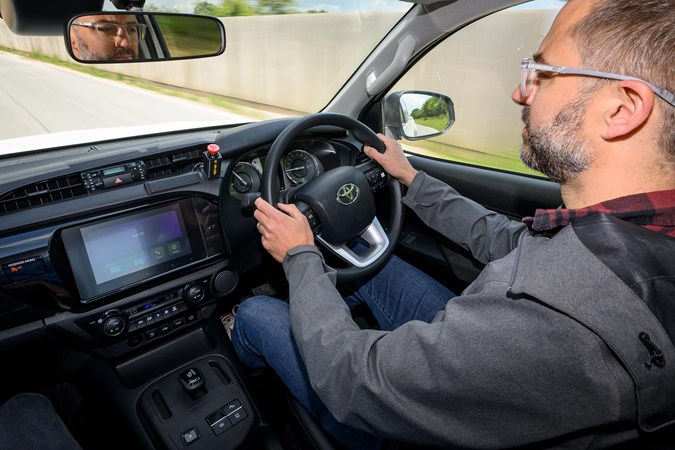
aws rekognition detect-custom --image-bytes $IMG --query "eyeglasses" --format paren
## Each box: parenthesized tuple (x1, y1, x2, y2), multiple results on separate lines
(72, 21, 147, 41)
(520, 57, 675, 107)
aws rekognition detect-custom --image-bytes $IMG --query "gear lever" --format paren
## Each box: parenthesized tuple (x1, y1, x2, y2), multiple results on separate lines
(179, 367, 207, 398)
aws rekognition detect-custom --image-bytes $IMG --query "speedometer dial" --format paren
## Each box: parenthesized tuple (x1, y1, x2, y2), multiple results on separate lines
(229, 162, 262, 201)
(283, 149, 322, 186)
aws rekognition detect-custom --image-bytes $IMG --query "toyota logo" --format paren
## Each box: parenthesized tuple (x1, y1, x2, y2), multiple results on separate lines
(336, 183, 359, 205)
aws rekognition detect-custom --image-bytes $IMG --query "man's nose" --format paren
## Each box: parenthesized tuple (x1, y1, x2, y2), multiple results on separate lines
(115, 30, 131, 47)
(511, 85, 533, 106)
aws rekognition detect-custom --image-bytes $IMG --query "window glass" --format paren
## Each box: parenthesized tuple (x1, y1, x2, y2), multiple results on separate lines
(388, 0, 563, 176)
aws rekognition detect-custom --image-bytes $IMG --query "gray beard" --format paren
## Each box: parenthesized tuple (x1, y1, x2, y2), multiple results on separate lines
(75, 35, 136, 60)
(519, 98, 592, 184)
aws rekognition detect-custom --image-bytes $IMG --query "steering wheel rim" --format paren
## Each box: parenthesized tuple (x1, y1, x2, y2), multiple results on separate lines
(261, 112, 403, 282)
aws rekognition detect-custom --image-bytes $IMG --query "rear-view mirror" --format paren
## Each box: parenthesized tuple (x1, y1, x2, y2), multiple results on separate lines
(65, 12, 225, 63)
(383, 91, 455, 141)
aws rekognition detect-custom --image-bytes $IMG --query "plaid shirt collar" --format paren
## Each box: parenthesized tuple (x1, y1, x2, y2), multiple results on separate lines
(523, 189, 675, 238)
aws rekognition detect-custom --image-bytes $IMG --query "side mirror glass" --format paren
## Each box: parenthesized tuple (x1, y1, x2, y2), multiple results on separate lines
(383, 91, 455, 141)
(66, 12, 225, 63)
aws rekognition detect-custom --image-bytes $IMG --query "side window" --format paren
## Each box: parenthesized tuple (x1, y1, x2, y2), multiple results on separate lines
(388, 0, 562, 175)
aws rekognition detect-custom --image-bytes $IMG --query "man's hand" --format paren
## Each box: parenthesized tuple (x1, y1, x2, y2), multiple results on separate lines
(363, 133, 418, 187)
(254, 197, 315, 263)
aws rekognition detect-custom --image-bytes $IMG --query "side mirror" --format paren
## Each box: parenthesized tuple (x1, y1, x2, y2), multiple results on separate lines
(383, 91, 455, 141)
(65, 12, 225, 63)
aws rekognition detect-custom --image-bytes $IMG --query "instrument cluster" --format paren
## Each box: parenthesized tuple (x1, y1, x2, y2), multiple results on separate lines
(228, 145, 327, 204)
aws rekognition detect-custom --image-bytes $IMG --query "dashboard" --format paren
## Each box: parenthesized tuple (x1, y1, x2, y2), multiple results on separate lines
(0, 118, 381, 360)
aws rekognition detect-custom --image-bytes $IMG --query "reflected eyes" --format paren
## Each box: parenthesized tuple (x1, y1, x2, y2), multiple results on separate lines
(73, 21, 147, 41)
(95, 23, 144, 37)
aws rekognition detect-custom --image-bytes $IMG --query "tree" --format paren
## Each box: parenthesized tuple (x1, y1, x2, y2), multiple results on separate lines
(223, 0, 255, 16)
(194, 0, 254, 16)
(194, 1, 223, 15)
(194, 0, 297, 16)
(419, 96, 448, 119)
(256, 0, 296, 15)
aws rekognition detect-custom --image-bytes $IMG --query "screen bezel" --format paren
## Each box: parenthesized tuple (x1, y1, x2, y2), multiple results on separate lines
(60, 199, 208, 303)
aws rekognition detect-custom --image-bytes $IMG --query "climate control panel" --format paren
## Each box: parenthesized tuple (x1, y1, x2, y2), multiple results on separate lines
(78, 277, 217, 346)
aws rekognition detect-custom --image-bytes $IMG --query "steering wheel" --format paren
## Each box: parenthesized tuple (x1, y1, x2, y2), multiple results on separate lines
(261, 113, 403, 282)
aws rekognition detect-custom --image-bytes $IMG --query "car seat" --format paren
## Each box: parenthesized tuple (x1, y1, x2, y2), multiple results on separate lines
(0, 392, 82, 450)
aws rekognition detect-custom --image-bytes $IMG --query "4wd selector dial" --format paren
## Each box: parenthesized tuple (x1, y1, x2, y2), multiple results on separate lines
(101, 310, 126, 337)
(185, 284, 206, 303)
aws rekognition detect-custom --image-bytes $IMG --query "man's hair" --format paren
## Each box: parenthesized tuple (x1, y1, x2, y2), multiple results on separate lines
(568, 0, 675, 160)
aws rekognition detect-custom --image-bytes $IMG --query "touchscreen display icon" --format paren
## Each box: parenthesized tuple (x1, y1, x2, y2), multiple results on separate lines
(167, 241, 182, 255)
(151, 246, 166, 260)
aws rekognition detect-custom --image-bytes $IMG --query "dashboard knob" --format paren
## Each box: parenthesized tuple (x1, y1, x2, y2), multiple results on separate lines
(101, 312, 126, 337)
(213, 270, 238, 296)
(185, 284, 206, 303)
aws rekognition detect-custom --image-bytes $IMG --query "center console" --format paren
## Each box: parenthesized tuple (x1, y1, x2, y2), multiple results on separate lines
(1, 193, 281, 449)
(139, 355, 258, 450)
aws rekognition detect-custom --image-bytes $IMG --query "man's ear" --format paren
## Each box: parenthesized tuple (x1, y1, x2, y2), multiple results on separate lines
(601, 80, 654, 140)
(70, 32, 80, 57)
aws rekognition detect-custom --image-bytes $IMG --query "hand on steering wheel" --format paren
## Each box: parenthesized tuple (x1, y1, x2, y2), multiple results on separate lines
(253, 198, 314, 263)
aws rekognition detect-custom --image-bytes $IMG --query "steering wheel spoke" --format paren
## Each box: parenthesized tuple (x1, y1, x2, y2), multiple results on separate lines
(315, 217, 389, 268)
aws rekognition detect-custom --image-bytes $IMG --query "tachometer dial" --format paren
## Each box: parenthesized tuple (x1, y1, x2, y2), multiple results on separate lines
(283, 149, 322, 186)
(229, 162, 262, 200)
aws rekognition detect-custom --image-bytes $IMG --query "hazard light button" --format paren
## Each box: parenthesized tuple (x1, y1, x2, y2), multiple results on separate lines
(103, 173, 133, 188)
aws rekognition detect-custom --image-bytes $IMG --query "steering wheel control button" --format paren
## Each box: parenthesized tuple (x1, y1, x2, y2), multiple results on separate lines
(365, 167, 387, 191)
(303, 209, 320, 230)
(180, 428, 200, 446)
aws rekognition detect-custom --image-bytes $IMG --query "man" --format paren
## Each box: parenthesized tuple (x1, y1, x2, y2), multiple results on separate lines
(69, 14, 144, 61)
(233, 0, 675, 447)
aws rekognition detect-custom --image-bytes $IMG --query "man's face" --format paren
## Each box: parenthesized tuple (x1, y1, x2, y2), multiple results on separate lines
(519, 97, 592, 183)
(511, 0, 597, 183)
(71, 14, 140, 61)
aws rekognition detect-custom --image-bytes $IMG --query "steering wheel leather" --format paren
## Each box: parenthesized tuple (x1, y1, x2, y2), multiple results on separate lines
(261, 112, 403, 282)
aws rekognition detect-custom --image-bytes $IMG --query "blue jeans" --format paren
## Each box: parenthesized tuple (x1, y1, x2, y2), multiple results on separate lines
(231, 255, 454, 449)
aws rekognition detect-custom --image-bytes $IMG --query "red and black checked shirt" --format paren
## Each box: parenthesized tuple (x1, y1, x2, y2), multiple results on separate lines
(522, 189, 675, 238)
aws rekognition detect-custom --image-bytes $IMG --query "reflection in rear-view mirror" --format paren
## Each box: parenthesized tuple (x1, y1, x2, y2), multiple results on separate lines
(66, 12, 225, 63)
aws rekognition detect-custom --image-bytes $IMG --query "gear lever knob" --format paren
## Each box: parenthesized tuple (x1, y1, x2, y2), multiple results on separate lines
(179, 367, 207, 398)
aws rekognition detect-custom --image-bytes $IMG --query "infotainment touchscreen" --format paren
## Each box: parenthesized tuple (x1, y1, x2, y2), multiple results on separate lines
(61, 200, 208, 302)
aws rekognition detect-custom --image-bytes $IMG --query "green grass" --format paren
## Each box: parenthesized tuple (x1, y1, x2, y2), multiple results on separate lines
(415, 116, 450, 132)
(404, 138, 543, 177)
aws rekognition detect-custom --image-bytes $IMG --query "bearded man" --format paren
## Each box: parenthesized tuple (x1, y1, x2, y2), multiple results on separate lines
(234, 0, 675, 447)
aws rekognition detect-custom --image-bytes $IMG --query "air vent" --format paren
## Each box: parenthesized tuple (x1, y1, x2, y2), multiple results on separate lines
(0, 145, 208, 215)
(0, 175, 85, 214)
(144, 146, 204, 179)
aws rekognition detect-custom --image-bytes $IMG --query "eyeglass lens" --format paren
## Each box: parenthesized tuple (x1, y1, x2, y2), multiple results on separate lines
(521, 66, 537, 98)
(95, 23, 144, 40)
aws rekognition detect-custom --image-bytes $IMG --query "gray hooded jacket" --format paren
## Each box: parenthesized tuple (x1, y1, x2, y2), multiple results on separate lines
(283, 172, 675, 448)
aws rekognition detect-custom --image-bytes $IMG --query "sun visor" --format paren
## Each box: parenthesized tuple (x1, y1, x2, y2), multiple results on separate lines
(0, 0, 104, 36)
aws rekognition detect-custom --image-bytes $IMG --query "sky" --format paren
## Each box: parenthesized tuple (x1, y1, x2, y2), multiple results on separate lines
(108, 0, 563, 14)
(123, 0, 417, 13)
